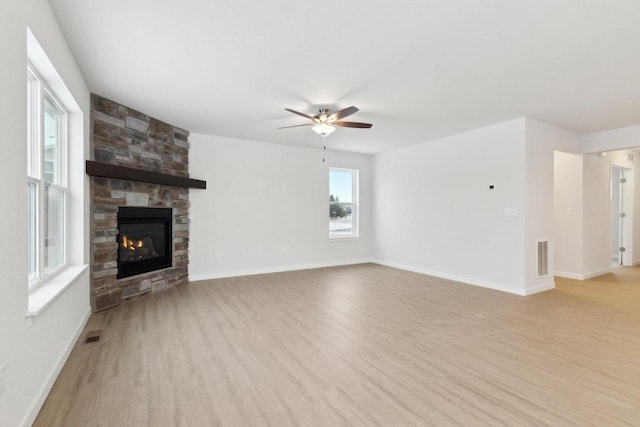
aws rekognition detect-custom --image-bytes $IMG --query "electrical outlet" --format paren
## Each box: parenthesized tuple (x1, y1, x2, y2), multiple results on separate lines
(281, 246, 291, 254)
(0, 363, 7, 397)
(463, 254, 470, 262)
(215, 250, 223, 258)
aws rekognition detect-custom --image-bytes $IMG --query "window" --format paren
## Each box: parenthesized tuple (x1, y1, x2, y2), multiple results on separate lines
(329, 167, 359, 238)
(27, 65, 68, 286)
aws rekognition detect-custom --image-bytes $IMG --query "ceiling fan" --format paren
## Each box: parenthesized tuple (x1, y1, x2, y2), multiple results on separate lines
(279, 106, 372, 137)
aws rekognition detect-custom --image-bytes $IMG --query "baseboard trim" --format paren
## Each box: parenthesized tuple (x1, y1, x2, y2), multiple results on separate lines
(554, 271, 584, 280)
(524, 282, 555, 295)
(22, 305, 91, 427)
(582, 268, 611, 280)
(189, 259, 374, 282)
(190, 258, 556, 296)
(634, 260, 640, 266)
(555, 268, 611, 280)
(372, 259, 528, 296)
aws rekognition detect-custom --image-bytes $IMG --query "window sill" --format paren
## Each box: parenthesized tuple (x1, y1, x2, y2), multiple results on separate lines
(26, 264, 88, 320)
(329, 235, 360, 241)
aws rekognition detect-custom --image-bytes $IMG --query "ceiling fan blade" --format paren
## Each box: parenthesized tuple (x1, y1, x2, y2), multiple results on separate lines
(329, 106, 359, 121)
(278, 123, 313, 129)
(333, 121, 372, 129)
(285, 108, 315, 120)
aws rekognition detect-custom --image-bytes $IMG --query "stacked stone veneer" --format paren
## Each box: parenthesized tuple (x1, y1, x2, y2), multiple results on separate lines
(90, 94, 190, 311)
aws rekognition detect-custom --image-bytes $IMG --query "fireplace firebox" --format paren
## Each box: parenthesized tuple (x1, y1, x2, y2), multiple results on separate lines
(117, 207, 172, 279)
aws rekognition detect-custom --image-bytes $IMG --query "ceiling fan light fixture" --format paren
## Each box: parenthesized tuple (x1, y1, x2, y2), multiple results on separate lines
(281, 106, 370, 138)
(312, 123, 336, 137)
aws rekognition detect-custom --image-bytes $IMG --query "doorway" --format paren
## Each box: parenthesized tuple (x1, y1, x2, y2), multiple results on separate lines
(610, 165, 632, 267)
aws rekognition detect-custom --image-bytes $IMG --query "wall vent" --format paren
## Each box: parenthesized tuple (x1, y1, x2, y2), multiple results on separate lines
(537, 240, 549, 277)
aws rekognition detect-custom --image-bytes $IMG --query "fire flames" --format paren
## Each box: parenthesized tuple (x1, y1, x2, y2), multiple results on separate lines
(119, 233, 158, 263)
(121, 235, 144, 251)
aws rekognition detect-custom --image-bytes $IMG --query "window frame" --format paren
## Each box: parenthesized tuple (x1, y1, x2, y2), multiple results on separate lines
(329, 167, 359, 239)
(27, 64, 69, 289)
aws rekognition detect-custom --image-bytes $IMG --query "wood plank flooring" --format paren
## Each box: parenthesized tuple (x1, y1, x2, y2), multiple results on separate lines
(34, 264, 640, 426)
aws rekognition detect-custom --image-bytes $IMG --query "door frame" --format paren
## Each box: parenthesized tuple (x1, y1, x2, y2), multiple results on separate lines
(610, 164, 633, 266)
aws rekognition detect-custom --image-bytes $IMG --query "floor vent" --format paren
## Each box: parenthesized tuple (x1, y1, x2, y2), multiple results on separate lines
(84, 331, 102, 344)
(537, 240, 549, 277)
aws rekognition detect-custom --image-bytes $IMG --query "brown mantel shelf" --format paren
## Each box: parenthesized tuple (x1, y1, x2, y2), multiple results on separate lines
(86, 161, 206, 189)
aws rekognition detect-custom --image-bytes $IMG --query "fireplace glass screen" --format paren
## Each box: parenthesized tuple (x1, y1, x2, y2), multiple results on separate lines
(117, 207, 172, 279)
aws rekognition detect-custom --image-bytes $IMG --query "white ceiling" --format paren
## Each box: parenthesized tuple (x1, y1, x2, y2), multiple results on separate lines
(49, 0, 640, 154)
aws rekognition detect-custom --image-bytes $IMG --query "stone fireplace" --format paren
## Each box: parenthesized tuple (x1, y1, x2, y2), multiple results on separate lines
(88, 94, 201, 312)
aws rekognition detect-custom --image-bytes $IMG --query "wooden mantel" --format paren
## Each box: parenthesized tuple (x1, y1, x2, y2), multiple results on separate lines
(86, 160, 206, 189)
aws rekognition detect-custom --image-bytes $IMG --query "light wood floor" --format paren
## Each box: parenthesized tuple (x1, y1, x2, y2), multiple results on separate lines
(35, 264, 640, 426)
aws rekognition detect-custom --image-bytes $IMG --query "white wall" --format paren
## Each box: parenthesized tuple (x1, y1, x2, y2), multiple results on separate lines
(0, 1, 90, 426)
(189, 119, 640, 290)
(582, 154, 612, 277)
(189, 134, 371, 279)
(524, 119, 581, 291)
(553, 151, 584, 277)
(371, 119, 527, 294)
